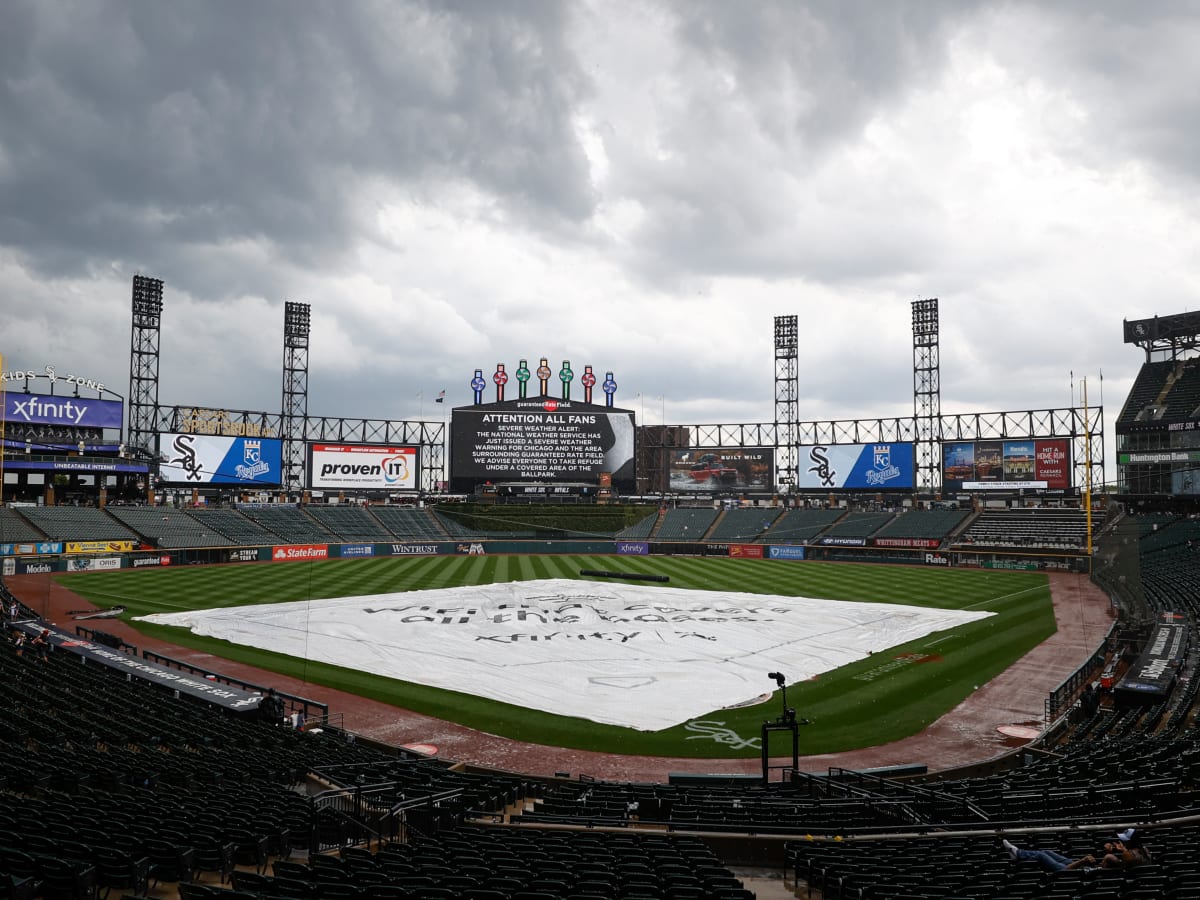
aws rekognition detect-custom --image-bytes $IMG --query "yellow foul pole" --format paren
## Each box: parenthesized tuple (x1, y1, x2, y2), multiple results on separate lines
(1084, 377, 1093, 567)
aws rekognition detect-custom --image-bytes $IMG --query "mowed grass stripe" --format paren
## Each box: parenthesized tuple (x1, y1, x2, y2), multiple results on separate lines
(57, 555, 1057, 758)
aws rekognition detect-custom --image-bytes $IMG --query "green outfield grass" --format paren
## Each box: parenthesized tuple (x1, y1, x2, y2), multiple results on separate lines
(56, 555, 1055, 758)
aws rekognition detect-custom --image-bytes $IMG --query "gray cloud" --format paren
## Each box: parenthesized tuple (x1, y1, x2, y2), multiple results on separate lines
(0, 0, 593, 296)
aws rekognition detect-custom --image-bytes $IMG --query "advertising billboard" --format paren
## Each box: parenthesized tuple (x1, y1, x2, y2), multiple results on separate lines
(4, 393, 123, 429)
(667, 447, 774, 493)
(307, 443, 419, 491)
(158, 433, 283, 485)
(450, 397, 635, 490)
(795, 443, 915, 491)
(942, 438, 1071, 492)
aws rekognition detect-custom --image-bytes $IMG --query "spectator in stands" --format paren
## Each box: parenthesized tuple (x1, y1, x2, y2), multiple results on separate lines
(30, 628, 51, 662)
(259, 688, 286, 726)
(1003, 832, 1148, 872)
(12, 630, 27, 656)
(1079, 682, 1100, 718)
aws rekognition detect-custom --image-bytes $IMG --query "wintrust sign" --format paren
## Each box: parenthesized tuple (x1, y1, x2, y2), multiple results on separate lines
(272, 544, 329, 562)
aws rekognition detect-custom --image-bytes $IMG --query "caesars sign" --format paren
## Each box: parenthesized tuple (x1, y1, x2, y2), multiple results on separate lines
(158, 433, 283, 486)
(942, 439, 1071, 492)
(450, 397, 635, 490)
(307, 443, 419, 491)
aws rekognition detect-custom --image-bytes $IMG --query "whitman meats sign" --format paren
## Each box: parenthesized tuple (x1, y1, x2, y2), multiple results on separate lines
(307, 443, 419, 491)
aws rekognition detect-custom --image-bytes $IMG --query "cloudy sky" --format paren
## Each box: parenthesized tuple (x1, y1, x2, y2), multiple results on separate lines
(3, 1, 1198, 487)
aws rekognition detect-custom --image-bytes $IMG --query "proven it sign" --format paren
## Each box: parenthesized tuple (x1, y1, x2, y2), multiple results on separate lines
(307, 443, 418, 491)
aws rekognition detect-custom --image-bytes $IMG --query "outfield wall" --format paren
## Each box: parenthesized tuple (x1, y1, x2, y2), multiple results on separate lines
(2, 537, 1088, 574)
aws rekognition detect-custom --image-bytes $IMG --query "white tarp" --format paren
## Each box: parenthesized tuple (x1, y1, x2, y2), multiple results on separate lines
(136, 578, 991, 731)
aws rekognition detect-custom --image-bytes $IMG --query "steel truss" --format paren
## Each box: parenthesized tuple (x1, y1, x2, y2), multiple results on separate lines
(641, 406, 1104, 494)
(153, 406, 445, 494)
(127, 274, 164, 456)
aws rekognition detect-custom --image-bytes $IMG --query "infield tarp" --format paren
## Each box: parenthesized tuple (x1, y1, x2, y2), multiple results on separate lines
(136, 578, 991, 731)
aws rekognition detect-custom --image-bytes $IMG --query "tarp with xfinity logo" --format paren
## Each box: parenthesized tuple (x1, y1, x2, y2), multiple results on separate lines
(137, 578, 991, 731)
(158, 433, 283, 485)
(796, 443, 915, 491)
(307, 443, 418, 491)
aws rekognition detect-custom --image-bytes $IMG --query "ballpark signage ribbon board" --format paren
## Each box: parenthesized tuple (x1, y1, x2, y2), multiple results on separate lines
(158, 434, 283, 485)
(137, 578, 991, 731)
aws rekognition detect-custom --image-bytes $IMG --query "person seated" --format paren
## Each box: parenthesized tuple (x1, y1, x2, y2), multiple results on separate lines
(1003, 831, 1149, 873)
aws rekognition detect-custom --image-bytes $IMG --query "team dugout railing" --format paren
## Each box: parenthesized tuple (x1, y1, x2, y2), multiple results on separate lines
(141, 648, 330, 724)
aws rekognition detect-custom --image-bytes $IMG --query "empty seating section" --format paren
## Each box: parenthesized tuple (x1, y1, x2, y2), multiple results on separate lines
(189, 508, 280, 545)
(107, 507, 221, 548)
(239, 506, 335, 543)
(872, 507, 969, 541)
(616, 512, 657, 539)
(818, 510, 895, 539)
(1136, 517, 1200, 618)
(371, 506, 447, 540)
(760, 508, 842, 542)
(14, 506, 138, 542)
(957, 508, 1088, 549)
(433, 511, 534, 539)
(706, 507, 780, 542)
(1161, 360, 1200, 424)
(304, 506, 393, 542)
(792, 826, 1191, 900)
(1117, 359, 1173, 426)
(0, 508, 45, 542)
(654, 508, 719, 540)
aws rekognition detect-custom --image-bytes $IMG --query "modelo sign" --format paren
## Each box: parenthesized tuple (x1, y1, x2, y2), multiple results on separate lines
(307, 443, 418, 491)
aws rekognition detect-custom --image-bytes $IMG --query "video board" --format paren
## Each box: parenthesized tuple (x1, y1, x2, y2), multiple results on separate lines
(667, 447, 774, 493)
(796, 443, 915, 491)
(307, 443, 419, 492)
(158, 433, 283, 485)
(942, 438, 1071, 492)
(450, 397, 635, 490)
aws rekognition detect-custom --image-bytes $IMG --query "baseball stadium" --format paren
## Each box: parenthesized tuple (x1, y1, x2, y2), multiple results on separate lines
(2, 282, 1199, 899)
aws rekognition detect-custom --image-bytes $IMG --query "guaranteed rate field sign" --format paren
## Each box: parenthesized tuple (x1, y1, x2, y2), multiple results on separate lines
(137, 578, 991, 731)
(307, 443, 418, 491)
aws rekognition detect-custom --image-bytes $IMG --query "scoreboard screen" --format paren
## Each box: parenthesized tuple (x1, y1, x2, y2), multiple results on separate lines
(450, 398, 635, 491)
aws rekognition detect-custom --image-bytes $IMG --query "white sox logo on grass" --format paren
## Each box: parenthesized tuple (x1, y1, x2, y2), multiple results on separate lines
(272, 544, 328, 562)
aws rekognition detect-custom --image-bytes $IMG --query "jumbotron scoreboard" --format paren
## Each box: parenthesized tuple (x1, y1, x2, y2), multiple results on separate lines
(449, 397, 636, 492)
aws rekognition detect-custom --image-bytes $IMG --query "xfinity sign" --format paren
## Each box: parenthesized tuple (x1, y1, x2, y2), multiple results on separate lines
(5, 394, 124, 429)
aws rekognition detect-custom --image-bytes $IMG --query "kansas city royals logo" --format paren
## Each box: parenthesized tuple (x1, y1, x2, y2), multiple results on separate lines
(865, 444, 901, 487)
(235, 439, 271, 481)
